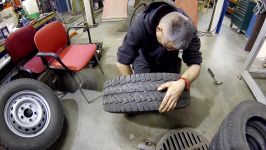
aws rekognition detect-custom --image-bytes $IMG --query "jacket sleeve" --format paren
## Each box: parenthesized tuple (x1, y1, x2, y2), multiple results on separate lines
(117, 21, 143, 65)
(182, 31, 202, 66)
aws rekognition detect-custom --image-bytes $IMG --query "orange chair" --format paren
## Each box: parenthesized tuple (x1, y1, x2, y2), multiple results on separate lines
(34, 21, 103, 103)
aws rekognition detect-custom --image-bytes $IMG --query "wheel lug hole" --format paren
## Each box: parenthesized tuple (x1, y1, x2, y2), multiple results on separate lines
(13, 121, 15, 124)
(29, 119, 32, 122)
(11, 114, 13, 118)
(21, 107, 24, 110)
(21, 116, 24, 119)
(32, 128, 36, 131)
(25, 129, 29, 132)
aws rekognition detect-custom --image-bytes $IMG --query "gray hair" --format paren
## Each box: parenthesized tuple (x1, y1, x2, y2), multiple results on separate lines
(160, 12, 195, 50)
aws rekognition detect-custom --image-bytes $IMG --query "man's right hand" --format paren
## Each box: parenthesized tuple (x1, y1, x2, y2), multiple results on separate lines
(116, 62, 133, 76)
(158, 80, 186, 112)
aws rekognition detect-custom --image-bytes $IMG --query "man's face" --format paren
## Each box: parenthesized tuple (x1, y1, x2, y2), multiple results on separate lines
(156, 23, 177, 51)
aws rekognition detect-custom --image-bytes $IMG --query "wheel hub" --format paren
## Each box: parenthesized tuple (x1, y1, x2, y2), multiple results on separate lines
(4, 90, 51, 138)
(24, 108, 33, 118)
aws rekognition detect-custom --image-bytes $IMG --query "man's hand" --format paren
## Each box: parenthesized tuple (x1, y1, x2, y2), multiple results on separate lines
(158, 80, 186, 112)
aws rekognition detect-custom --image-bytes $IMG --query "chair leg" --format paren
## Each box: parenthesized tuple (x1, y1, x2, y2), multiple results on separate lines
(94, 54, 104, 75)
(70, 73, 92, 104)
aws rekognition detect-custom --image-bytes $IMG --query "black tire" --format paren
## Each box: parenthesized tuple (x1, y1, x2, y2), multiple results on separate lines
(210, 101, 266, 150)
(209, 116, 230, 150)
(209, 133, 219, 150)
(0, 79, 64, 150)
(103, 73, 190, 113)
(61, 73, 78, 93)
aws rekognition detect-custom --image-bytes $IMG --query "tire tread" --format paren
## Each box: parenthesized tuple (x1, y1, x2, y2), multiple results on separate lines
(103, 73, 190, 113)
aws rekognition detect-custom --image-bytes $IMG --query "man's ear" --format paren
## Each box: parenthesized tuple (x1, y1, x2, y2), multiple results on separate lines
(156, 26, 162, 32)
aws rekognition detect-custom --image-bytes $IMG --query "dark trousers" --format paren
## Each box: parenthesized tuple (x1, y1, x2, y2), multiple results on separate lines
(133, 56, 182, 74)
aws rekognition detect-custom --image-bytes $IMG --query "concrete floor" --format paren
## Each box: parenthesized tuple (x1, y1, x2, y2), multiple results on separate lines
(54, 7, 257, 150)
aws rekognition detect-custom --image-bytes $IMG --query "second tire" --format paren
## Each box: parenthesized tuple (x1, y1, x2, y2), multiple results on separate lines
(209, 101, 266, 150)
(0, 79, 64, 150)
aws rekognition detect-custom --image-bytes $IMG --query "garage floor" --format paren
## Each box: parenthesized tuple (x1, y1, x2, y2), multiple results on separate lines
(54, 6, 256, 150)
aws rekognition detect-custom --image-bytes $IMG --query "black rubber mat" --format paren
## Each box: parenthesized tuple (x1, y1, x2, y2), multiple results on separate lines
(157, 128, 209, 150)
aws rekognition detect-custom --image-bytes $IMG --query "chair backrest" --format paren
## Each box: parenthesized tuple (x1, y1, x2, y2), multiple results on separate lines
(4, 25, 37, 64)
(175, 0, 198, 27)
(34, 21, 68, 53)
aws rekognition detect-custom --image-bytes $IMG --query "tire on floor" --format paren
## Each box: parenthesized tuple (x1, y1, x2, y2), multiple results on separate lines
(103, 73, 190, 113)
(210, 101, 266, 150)
(0, 79, 64, 150)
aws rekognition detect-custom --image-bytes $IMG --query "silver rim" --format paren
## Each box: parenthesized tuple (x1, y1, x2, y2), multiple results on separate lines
(4, 90, 51, 138)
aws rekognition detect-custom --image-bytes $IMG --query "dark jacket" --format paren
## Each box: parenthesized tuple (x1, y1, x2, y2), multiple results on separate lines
(117, 2, 202, 73)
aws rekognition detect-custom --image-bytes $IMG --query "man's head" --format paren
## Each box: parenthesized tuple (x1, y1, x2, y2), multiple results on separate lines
(156, 12, 195, 51)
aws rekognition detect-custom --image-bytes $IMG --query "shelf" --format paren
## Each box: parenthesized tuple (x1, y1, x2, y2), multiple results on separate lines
(227, 7, 235, 14)
(229, 0, 237, 5)
(228, 0, 238, 15)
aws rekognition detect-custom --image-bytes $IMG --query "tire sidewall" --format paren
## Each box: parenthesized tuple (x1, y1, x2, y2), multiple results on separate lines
(0, 79, 64, 150)
(221, 101, 266, 150)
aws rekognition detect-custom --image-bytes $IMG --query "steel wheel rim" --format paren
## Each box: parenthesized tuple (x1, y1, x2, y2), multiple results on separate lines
(4, 90, 51, 138)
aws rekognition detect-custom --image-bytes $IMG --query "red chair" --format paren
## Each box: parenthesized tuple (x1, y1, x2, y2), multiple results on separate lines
(34, 21, 103, 103)
(4, 25, 45, 79)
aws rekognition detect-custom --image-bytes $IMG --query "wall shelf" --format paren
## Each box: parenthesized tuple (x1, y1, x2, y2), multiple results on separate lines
(227, 0, 238, 15)
(227, 7, 234, 14)
(231, 0, 256, 32)
(229, 0, 237, 5)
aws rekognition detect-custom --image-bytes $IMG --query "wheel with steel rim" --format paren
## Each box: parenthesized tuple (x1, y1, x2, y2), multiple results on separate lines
(0, 79, 64, 150)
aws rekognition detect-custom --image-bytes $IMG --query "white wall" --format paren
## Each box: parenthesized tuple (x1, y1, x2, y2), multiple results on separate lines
(22, 0, 39, 15)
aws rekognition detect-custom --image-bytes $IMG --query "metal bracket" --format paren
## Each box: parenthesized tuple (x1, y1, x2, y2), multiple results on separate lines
(239, 18, 266, 105)
(241, 71, 266, 104)
(254, 0, 266, 15)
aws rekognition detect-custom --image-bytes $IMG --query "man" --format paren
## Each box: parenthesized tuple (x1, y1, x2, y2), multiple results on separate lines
(116, 2, 202, 112)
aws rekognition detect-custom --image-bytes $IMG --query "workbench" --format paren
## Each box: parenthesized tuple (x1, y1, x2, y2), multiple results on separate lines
(0, 12, 56, 70)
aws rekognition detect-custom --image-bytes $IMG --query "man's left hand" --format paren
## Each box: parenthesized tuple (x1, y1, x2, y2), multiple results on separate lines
(158, 80, 186, 112)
